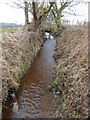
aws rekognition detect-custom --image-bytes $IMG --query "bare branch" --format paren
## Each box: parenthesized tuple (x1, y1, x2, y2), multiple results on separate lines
(1, 0, 24, 9)
(39, 2, 55, 20)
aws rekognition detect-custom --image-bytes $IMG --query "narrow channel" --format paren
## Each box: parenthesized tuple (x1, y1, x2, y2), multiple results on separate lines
(2, 34, 56, 118)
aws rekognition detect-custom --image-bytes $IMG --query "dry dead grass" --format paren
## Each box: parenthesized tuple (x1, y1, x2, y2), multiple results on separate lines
(53, 25, 89, 118)
(1, 26, 44, 103)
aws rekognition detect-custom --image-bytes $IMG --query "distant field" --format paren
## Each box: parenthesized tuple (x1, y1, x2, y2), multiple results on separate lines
(0, 26, 22, 33)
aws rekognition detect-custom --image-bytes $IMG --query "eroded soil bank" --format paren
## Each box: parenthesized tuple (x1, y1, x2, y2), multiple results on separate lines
(50, 25, 89, 118)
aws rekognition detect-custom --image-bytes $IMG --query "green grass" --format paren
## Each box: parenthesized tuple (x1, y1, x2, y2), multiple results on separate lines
(0, 27, 21, 33)
(53, 92, 57, 99)
(72, 112, 79, 118)
(24, 61, 28, 73)
(51, 111, 54, 115)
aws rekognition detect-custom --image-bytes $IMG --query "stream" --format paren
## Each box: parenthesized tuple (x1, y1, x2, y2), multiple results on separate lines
(2, 34, 56, 118)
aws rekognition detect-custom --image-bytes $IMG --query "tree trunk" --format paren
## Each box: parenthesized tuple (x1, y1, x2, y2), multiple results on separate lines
(52, 10, 60, 29)
(32, 2, 37, 21)
(32, 1, 55, 31)
(32, 2, 39, 30)
(24, 0, 29, 25)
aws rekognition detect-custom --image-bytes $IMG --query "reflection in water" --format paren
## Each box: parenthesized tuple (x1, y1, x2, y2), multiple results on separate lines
(2, 37, 56, 118)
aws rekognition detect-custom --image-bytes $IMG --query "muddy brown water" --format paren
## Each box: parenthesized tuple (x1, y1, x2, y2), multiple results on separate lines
(2, 37, 56, 118)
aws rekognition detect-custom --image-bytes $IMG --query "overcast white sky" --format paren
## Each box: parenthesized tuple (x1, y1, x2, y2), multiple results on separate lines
(0, 1, 25, 24)
(0, 0, 88, 25)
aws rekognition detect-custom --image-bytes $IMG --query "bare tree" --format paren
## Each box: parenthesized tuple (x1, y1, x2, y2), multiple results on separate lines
(51, 0, 72, 29)
(31, 1, 55, 30)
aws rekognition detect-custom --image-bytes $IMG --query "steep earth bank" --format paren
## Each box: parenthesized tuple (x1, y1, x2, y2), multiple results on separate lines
(1, 26, 44, 104)
(51, 25, 89, 118)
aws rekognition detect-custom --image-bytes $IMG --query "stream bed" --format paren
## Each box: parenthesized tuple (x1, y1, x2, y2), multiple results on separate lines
(2, 36, 56, 118)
